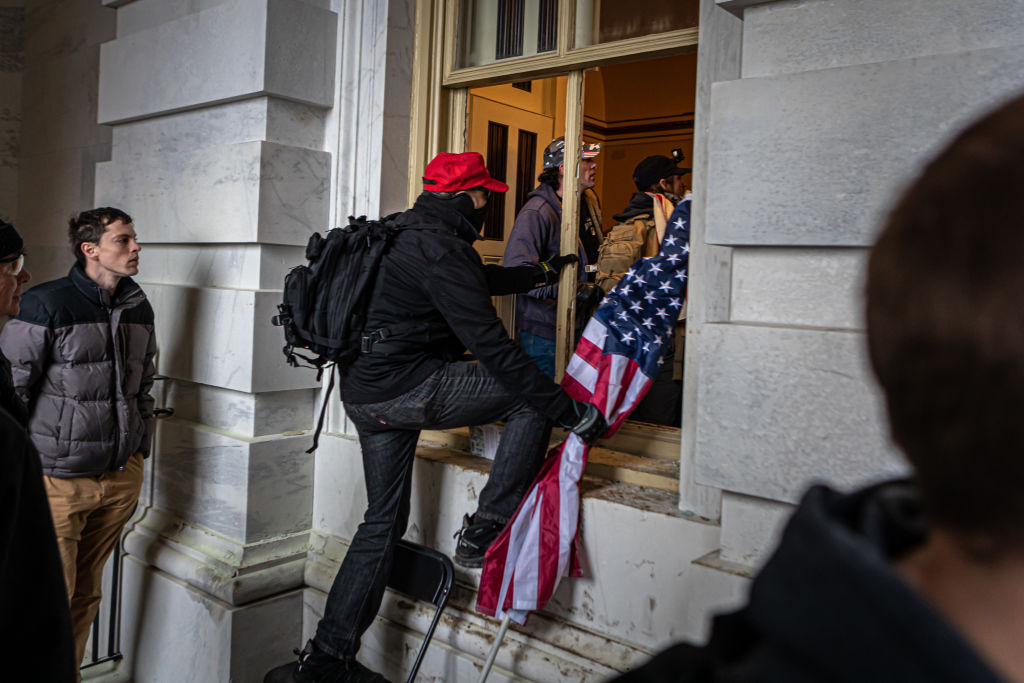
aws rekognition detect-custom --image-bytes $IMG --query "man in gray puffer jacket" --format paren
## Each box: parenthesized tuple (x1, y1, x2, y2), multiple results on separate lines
(0, 207, 155, 674)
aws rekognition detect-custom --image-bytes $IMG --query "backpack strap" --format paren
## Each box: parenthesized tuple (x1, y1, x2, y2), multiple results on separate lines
(306, 364, 336, 454)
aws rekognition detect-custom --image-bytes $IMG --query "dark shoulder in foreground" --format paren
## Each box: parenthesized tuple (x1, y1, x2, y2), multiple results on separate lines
(13, 276, 78, 326)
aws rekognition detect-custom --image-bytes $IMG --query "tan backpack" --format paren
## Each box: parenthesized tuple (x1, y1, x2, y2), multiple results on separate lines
(595, 214, 660, 293)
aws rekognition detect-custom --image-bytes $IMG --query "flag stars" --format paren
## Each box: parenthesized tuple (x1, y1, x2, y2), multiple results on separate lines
(642, 317, 654, 329)
(664, 235, 678, 246)
(658, 280, 673, 293)
(649, 262, 663, 275)
(674, 270, 687, 281)
(655, 308, 668, 319)
(644, 291, 657, 303)
(666, 254, 681, 264)
(670, 297, 682, 309)
(673, 218, 686, 229)
(630, 301, 643, 313)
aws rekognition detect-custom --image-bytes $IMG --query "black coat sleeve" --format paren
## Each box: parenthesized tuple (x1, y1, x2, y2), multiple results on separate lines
(427, 247, 572, 419)
(484, 263, 540, 295)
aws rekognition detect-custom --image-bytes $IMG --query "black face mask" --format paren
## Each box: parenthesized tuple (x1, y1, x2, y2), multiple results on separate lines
(452, 193, 487, 233)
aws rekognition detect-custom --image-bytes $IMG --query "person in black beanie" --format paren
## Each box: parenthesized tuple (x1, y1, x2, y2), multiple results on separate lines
(0, 219, 31, 426)
(0, 218, 75, 681)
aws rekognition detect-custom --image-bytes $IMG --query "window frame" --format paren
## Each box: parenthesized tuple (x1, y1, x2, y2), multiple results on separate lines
(409, 0, 698, 416)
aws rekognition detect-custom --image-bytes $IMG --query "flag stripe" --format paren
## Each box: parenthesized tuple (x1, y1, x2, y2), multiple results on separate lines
(475, 203, 691, 624)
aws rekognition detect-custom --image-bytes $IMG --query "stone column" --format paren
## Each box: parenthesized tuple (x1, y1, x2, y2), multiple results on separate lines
(94, 1, 336, 680)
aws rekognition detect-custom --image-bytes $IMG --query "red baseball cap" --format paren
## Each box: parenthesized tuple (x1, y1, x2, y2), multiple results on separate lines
(422, 152, 509, 193)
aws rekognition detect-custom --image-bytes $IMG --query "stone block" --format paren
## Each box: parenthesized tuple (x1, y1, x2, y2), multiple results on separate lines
(743, 0, 1024, 78)
(153, 419, 313, 543)
(120, 556, 303, 683)
(706, 44, 1024, 246)
(694, 323, 907, 503)
(110, 97, 327, 161)
(145, 283, 321, 394)
(96, 141, 329, 246)
(729, 247, 867, 329)
(97, 0, 336, 123)
(138, 243, 304, 290)
(719, 491, 793, 569)
(162, 381, 315, 437)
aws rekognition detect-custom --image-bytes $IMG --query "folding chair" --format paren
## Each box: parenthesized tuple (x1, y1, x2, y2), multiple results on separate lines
(387, 540, 455, 683)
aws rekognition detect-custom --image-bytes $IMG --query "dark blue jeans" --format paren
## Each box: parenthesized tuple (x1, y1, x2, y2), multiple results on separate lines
(518, 331, 556, 378)
(314, 361, 553, 659)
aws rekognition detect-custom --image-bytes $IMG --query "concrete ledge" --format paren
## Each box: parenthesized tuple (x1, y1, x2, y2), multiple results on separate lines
(123, 506, 310, 605)
(715, 0, 775, 18)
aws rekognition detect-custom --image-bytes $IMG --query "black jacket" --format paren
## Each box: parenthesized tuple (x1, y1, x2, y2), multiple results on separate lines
(0, 349, 26, 427)
(615, 481, 1002, 683)
(613, 192, 655, 223)
(0, 406, 76, 682)
(339, 194, 572, 419)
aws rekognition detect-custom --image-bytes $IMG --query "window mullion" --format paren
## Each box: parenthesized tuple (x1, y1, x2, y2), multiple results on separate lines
(555, 69, 584, 380)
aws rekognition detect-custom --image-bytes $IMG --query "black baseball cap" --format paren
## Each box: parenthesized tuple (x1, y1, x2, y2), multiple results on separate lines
(633, 155, 691, 191)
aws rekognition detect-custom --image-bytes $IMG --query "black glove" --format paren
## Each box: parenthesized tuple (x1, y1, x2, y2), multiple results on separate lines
(532, 253, 579, 287)
(557, 399, 607, 446)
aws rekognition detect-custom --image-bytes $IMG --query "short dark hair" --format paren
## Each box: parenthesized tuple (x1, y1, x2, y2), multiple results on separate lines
(68, 207, 133, 266)
(867, 93, 1024, 557)
(538, 166, 560, 190)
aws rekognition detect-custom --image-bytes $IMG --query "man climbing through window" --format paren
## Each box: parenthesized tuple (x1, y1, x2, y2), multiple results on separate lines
(265, 151, 606, 683)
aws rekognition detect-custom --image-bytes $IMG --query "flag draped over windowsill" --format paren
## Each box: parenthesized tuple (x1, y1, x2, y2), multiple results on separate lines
(476, 204, 691, 624)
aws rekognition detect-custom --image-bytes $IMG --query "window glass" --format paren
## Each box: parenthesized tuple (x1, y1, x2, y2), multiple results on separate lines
(457, 0, 559, 69)
(574, 0, 699, 49)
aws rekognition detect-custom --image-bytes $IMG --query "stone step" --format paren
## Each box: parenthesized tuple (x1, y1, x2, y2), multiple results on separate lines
(304, 435, 747, 680)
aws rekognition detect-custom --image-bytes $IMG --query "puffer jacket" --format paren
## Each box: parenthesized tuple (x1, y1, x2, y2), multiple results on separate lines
(0, 264, 156, 477)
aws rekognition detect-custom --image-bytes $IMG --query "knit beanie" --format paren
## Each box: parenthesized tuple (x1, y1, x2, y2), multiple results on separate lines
(0, 220, 23, 258)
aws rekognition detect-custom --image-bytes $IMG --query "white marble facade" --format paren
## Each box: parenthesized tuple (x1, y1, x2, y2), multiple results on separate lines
(9, 0, 1024, 681)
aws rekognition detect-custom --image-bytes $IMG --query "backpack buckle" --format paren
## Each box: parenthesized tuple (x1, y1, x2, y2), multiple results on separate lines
(360, 328, 388, 353)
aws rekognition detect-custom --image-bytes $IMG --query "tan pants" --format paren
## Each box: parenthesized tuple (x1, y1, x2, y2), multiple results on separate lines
(44, 453, 144, 677)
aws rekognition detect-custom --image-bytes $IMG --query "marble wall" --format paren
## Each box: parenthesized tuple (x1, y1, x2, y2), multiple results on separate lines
(92, 0, 338, 679)
(690, 0, 1024, 568)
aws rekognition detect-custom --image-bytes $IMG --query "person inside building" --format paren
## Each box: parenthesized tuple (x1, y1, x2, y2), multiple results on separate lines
(615, 93, 1024, 683)
(265, 151, 606, 683)
(0, 220, 76, 682)
(503, 135, 603, 377)
(598, 153, 691, 426)
(0, 208, 156, 679)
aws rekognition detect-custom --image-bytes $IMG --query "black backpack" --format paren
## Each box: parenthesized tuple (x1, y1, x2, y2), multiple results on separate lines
(272, 214, 398, 452)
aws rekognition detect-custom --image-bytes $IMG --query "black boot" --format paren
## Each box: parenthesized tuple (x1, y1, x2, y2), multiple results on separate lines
(264, 640, 388, 683)
(453, 513, 505, 568)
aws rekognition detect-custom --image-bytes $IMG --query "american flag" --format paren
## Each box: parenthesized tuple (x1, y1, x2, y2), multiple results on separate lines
(476, 208, 691, 624)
